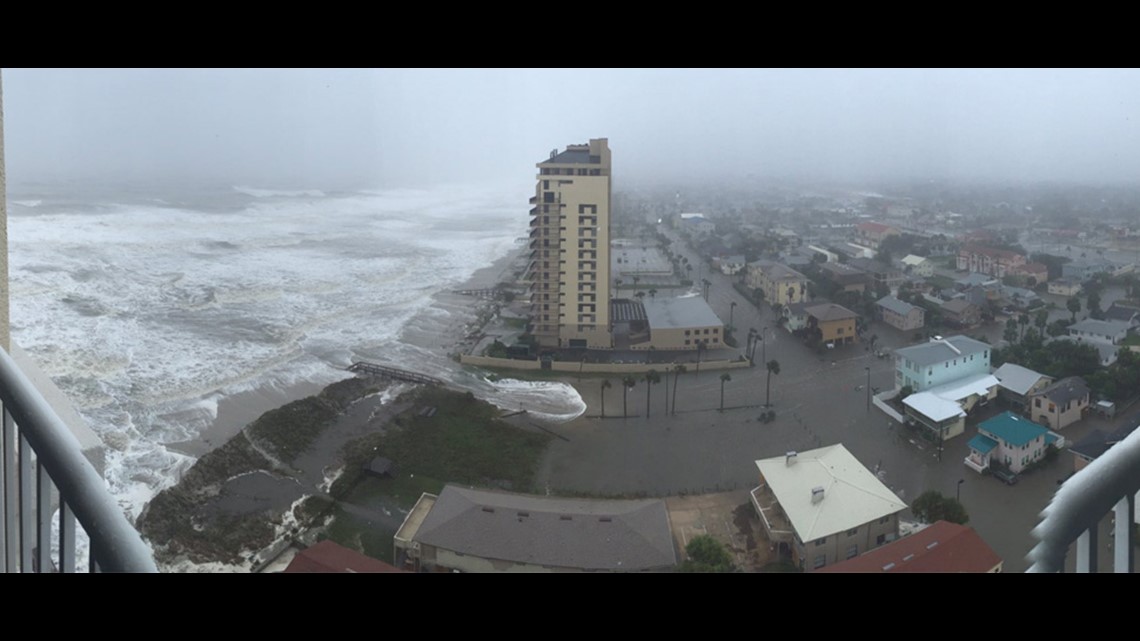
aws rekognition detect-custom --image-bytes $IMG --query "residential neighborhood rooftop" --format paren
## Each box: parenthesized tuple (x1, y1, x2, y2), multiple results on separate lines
(903, 372, 998, 422)
(901, 254, 927, 266)
(978, 411, 1048, 448)
(993, 363, 1051, 397)
(894, 335, 990, 367)
(877, 295, 920, 317)
(755, 444, 907, 543)
(1034, 376, 1090, 406)
(805, 303, 858, 322)
(815, 521, 1002, 573)
(1068, 318, 1132, 336)
(284, 540, 404, 573)
(409, 485, 678, 572)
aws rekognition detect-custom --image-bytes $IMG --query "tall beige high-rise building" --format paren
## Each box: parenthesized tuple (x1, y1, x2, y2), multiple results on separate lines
(527, 139, 612, 349)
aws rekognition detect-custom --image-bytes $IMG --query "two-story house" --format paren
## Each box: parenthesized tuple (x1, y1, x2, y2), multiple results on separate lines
(805, 303, 858, 346)
(894, 335, 992, 392)
(900, 254, 933, 278)
(1029, 376, 1090, 431)
(751, 445, 907, 572)
(819, 261, 869, 293)
(965, 411, 1058, 475)
(877, 295, 925, 331)
(1061, 318, 1133, 366)
(854, 221, 900, 250)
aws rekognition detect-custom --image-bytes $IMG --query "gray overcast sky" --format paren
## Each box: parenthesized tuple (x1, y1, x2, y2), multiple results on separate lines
(4, 68, 1140, 189)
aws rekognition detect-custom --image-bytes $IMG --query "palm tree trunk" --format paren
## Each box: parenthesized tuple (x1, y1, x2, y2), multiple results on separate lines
(645, 383, 651, 418)
(623, 388, 628, 418)
(720, 381, 725, 411)
(600, 388, 606, 418)
(766, 371, 772, 407)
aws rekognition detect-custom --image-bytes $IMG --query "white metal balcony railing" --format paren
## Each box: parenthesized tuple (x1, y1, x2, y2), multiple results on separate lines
(1027, 422, 1140, 573)
(0, 347, 157, 573)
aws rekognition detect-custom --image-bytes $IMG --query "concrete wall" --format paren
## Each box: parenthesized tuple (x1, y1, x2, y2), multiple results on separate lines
(798, 513, 900, 572)
(460, 354, 750, 375)
(1031, 394, 1088, 431)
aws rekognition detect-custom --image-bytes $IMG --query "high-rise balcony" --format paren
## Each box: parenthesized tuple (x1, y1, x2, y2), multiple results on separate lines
(1028, 423, 1139, 572)
(0, 347, 157, 573)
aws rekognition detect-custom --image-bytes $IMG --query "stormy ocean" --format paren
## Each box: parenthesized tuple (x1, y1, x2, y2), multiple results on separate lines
(7, 181, 586, 522)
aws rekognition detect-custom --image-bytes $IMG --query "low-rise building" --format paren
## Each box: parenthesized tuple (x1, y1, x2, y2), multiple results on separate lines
(854, 221, 901, 249)
(1068, 318, 1131, 345)
(1028, 376, 1090, 431)
(1009, 261, 1049, 285)
(819, 261, 868, 293)
(805, 303, 858, 346)
(850, 257, 905, 291)
(639, 296, 724, 351)
(877, 295, 925, 331)
(815, 520, 1003, 573)
(894, 335, 992, 392)
(902, 372, 999, 442)
(992, 362, 1053, 413)
(782, 301, 812, 332)
(940, 298, 982, 327)
(285, 540, 405, 573)
(1070, 423, 1139, 473)
(716, 254, 746, 276)
(900, 254, 933, 278)
(1047, 278, 1082, 297)
(957, 245, 1028, 278)
(965, 411, 1057, 475)
(1062, 258, 1115, 281)
(394, 485, 678, 573)
(746, 260, 809, 307)
(751, 445, 907, 572)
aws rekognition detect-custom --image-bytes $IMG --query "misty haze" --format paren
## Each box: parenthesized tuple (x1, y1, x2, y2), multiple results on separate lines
(1, 68, 1138, 574)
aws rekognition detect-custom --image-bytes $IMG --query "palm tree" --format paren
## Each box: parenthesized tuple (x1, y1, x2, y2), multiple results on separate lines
(1018, 313, 1029, 341)
(648, 288, 657, 299)
(671, 364, 687, 414)
(765, 359, 781, 408)
(600, 378, 612, 418)
(644, 369, 660, 418)
(622, 375, 637, 418)
(719, 372, 731, 412)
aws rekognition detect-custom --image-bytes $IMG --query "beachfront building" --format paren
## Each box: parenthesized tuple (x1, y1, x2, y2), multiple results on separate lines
(751, 445, 907, 572)
(526, 139, 613, 350)
(393, 485, 677, 573)
(637, 296, 723, 350)
(894, 335, 992, 392)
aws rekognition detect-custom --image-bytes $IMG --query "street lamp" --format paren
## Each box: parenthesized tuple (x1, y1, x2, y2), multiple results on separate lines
(957, 478, 965, 502)
(865, 366, 871, 412)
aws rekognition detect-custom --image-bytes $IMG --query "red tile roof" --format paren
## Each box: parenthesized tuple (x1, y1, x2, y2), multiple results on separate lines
(815, 521, 1002, 573)
(284, 540, 405, 573)
(857, 221, 896, 234)
(961, 245, 1024, 261)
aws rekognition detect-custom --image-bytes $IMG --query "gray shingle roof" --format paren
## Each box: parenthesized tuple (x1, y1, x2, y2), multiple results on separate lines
(413, 485, 677, 571)
(542, 149, 593, 164)
(806, 303, 858, 322)
(1035, 376, 1090, 405)
(992, 363, 1051, 397)
(877, 295, 919, 317)
(1068, 318, 1132, 336)
(894, 335, 990, 367)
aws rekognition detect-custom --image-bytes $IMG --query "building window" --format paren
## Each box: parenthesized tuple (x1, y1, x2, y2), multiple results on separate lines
(878, 516, 890, 525)
(815, 537, 827, 546)
(846, 545, 858, 559)
(846, 528, 858, 537)
(813, 555, 827, 569)
(876, 534, 886, 546)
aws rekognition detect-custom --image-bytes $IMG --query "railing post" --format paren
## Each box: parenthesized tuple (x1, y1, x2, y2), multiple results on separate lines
(1114, 494, 1135, 573)
(3, 408, 15, 572)
(19, 432, 33, 571)
(36, 459, 50, 573)
(1076, 526, 1097, 573)
(59, 500, 75, 574)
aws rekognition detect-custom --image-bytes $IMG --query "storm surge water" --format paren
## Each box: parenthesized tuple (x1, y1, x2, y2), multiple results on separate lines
(8, 181, 586, 522)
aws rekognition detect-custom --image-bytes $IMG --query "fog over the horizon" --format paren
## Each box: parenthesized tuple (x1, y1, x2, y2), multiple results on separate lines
(5, 68, 1140, 190)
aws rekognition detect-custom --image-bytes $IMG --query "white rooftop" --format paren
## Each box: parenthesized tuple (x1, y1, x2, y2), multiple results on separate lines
(901, 254, 927, 266)
(993, 363, 1052, 397)
(903, 372, 1000, 422)
(755, 444, 907, 543)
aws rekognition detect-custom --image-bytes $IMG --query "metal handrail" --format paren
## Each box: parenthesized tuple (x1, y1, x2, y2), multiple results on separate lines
(1027, 422, 1140, 573)
(0, 347, 157, 572)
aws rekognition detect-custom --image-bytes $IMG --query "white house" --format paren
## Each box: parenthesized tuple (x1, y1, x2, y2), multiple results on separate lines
(901, 254, 933, 277)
